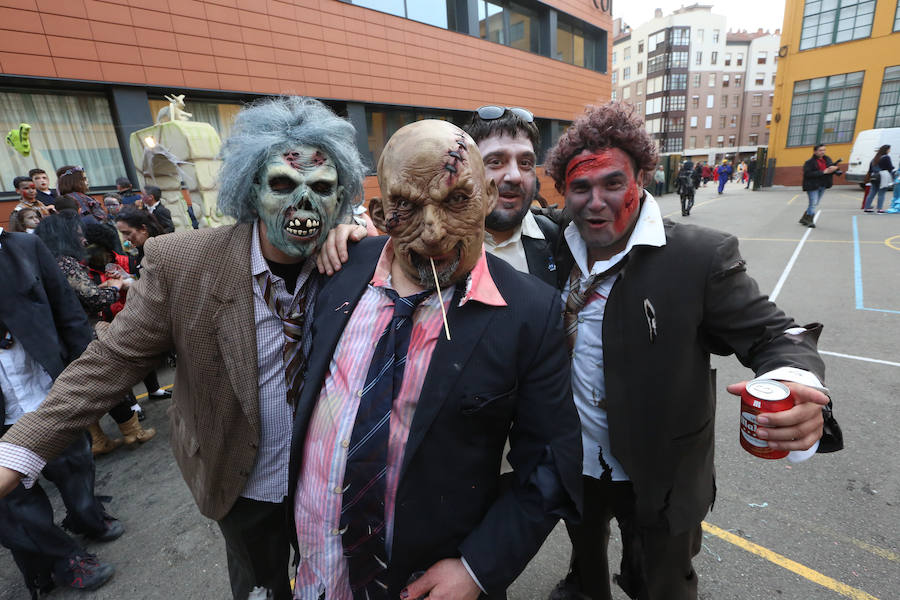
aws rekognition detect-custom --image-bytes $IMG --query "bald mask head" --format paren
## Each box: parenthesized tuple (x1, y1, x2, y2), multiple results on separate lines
(371, 120, 497, 288)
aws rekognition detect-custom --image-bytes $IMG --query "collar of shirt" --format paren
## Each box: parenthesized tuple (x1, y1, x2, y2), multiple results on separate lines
(250, 221, 316, 305)
(483, 210, 545, 251)
(564, 193, 666, 280)
(371, 238, 507, 307)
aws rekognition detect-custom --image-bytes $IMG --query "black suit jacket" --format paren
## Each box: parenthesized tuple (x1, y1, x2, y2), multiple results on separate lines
(521, 214, 560, 287)
(150, 204, 175, 233)
(0, 231, 92, 422)
(289, 237, 582, 597)
(554, 218, 827, 534)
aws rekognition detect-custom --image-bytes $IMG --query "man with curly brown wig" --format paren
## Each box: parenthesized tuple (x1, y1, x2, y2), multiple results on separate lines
(545, 103, 840, 600)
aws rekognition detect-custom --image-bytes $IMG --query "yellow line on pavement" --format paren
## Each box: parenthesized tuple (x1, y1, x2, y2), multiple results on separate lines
(885, 235, 900, 252)
(702, 522, 880, 600)
(788, 193, 801, 205)
(134, 383, 173, 401)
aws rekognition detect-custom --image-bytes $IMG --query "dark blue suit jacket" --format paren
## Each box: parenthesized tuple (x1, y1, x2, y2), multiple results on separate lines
(0, 231, 92, 423)
(289, 236, 582, 597)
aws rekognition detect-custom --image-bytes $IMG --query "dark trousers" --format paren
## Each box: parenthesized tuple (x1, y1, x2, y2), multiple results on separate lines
(143, 370, 161, 395)
(217, 497, 292, 600)
(563, 477, 702, 600)
(0, 432, 107, 592)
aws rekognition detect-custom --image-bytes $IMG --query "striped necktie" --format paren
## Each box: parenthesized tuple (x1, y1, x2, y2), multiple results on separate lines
(257, 273, 306, 407)
(340, 287, 432, 598)
(563, 258, 626, 354)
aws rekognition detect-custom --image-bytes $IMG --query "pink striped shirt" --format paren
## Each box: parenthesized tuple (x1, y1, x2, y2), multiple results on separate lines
(293, 240, 504, 599)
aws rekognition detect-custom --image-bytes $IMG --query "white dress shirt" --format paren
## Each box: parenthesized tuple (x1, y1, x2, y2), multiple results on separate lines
(483, 210, 545, 274)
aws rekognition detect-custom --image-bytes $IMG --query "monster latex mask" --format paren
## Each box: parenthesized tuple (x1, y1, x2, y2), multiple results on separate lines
(252, 145, 343, 258)
(371, 120, 497, 288)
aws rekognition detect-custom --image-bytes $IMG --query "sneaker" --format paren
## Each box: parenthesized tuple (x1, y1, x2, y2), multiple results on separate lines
(877, 210, 886, 213)
(53, 554, 114, 591)
(148, 389, 172, 399)
(87, 517, 125, 542)
(864, 209, 874, 213)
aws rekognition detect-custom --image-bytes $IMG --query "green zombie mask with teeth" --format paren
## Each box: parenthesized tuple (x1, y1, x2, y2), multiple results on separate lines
(252, 144, 343, 258)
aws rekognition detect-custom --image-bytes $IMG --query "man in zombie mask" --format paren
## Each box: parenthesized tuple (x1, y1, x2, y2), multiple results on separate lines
(543, 103, 841, 600)
(287, 119, 582, 600)
(0, 96, 368, 600)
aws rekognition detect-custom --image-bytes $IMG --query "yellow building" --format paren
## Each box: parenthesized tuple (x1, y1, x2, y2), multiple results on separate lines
(769, 0, 900, 185)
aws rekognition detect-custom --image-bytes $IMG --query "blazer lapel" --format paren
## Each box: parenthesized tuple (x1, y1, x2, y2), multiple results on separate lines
(211, 224, 261, 435)
(399, 298, 498, 480)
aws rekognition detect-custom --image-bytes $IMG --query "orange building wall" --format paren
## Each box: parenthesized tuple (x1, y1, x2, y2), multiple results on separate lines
(0, 0, 611, 122)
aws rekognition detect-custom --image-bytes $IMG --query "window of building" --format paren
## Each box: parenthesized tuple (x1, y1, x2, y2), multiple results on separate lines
(366, 106, 465, 166)
(728, 135, 736, 146)
(707, 94, 715, 108)
(765, 131, 770, 143)
(1, 91, 126, 192)
(896, 0, 900, 31)
(730, 115, 737, 127)
(799, 0, 876, 50)
(725, 53, 732, 66)
(148, 98, 241, 140)
(646, 117, 661, 132)
(612, 71, 618, 85)
(623, 87, 631, 100)
(638, 40, 645, 53)
(722, 95, 728, 108)
(667, 74, 688, 89)
(709, 73, 716, 87)
(636, 80, 644, 96)
(556, 17, 604, 69)
(693, 73, 702, 87)
(711, 51, 718, 65)
(612, 51, 617, 65)
(690, 115, 698, 127)
(647, 77, 664, 94)
(716, 135, 724, 147)
(757, 51, 767, 64)
(766, 113, 772, 124)
(689, 136, 697, 148)
(646, 97, 663, 114)
(671, 51, 689, 68)
(636, 101, 643, 114)
(723, 75, 730, 87)
(664, 137, 684, 153)
(735, 74, 742, 87)
(623, 66, 631, 80)
(667, 116, 685, 132)
(752, 93, 763, 106)
(648, 31, 666, 52)
(624, 46, 632, 60)
(769, 93, 774, 105)
(479, 1, 506, 44)
(667, 96, 687, 110)
(737, 52, 744, 66)
(719, 115, 727, 128)
(649, 55, 667, 74)
(749, 133, 759, 145)
(713, 29, 720, 43)
(354, 0, 457, 29)
(704, 135, 712, 146)
(671, 27, 690, 46)
(772, 73, 777, 85)
(637, 61, 644, 75)
(734, 95, 740, 106)
(875, 65, 900, 127)
(755, 72, 765, 85)
(611, 90, 617, 100)
(751, 114, 761, 126)
(705, 115, 713, 128)
(692, 95, 700, 108)
(696, 28, 704, 42)
(787, 71, 864, 146)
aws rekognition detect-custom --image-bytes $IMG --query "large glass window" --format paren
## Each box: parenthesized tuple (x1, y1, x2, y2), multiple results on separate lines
(671, 28, 690, 46)
(875, 65, 900, 127)
(896, 0, 900, 31)
(799, 0, 875, 50)
(350, 0, 456, 30)
(478, 2, 541, 54)
(366, 107, 464, 167)
(1, 91, 125, 192)
(787, 71, 863, 146)
(479, 1, 505, 43)
(556, 18, 603, 70)
(148, 99, 242, 140)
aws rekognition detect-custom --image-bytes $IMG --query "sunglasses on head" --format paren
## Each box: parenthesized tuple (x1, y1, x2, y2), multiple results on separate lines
(61, 166, 84, 177)
(476, 106, 534, 123)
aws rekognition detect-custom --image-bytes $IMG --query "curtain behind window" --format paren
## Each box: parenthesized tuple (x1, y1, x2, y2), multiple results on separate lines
(1, 91, 124, 192)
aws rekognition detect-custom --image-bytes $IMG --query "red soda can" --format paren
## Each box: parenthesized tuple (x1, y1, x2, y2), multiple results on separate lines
(740, 379, 794, 459)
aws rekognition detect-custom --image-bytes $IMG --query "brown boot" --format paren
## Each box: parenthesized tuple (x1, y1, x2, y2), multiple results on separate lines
(87, 422, 123, 456)
(118, 412, 156, 446)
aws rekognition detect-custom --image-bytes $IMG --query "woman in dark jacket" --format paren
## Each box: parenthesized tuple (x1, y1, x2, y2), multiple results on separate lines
(863, 145, 894, 213)
(800, 143, 841, 228)
(56, 165, 107, 225)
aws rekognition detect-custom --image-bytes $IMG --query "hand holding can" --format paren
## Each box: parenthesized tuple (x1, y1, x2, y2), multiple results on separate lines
(740, 379, 794, 459)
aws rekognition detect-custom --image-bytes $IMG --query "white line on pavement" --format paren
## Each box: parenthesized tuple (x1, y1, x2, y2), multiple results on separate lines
(770, 212, 819, 302)
(819, 350, 900, 368)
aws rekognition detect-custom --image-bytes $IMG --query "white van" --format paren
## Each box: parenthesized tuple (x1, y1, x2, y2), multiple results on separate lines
(846, 127, 900, 184)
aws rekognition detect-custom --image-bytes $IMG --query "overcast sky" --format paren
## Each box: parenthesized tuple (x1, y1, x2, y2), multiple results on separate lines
(614, 1, 788, 34)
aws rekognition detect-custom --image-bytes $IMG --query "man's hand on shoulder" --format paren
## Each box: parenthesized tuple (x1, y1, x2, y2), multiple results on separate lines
(401, 558, 481, 600)
(0, 466, 23, 497)
(315, 224, 368, 275)
(727, 381, 828, 451)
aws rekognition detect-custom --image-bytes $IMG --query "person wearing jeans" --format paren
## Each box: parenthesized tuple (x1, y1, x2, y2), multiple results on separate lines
(863, 145, 894, 214)
(800, 143, 841, 228)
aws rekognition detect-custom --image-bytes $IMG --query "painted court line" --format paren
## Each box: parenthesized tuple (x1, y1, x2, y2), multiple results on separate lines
(770, 211, 819, 302)
(702, 522, 880, 600)
(852, 216, 900, 315)
(819, 350, 900, 368)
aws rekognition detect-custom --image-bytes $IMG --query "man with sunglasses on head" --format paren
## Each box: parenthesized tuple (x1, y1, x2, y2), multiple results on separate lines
(462, 106, 559, 287)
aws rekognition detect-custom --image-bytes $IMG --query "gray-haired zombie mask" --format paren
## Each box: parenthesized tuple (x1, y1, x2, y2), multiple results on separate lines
(252, 145, 344, 258)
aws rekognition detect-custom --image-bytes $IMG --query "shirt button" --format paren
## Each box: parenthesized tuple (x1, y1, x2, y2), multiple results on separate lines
(578, 316, 585, 324)
(331, 528, 340, 536)
(341, 440, 349, 448)
(357, 390, 363, 397)
(333, 486, 342, 494)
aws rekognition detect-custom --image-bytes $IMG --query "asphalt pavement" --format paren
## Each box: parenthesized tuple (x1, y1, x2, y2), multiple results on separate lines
(1, 182, 897, 599)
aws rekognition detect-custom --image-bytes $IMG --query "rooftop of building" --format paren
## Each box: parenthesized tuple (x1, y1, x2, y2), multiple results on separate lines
(726, 28, 780, 42)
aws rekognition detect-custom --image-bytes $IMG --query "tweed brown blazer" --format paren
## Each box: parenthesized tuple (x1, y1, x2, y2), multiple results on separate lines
(2, 223, 262, 520)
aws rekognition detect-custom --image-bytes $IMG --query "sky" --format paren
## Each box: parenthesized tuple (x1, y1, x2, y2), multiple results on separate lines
(614, 1, 788, 34)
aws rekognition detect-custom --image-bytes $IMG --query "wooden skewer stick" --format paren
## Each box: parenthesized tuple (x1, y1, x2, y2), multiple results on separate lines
(430, 257, 451, 341)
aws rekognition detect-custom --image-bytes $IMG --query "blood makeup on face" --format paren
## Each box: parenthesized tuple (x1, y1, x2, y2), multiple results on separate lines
(565, 150, 640, 236)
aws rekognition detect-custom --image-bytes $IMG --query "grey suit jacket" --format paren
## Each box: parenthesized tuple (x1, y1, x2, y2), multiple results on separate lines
(2, 223, 262, 520)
